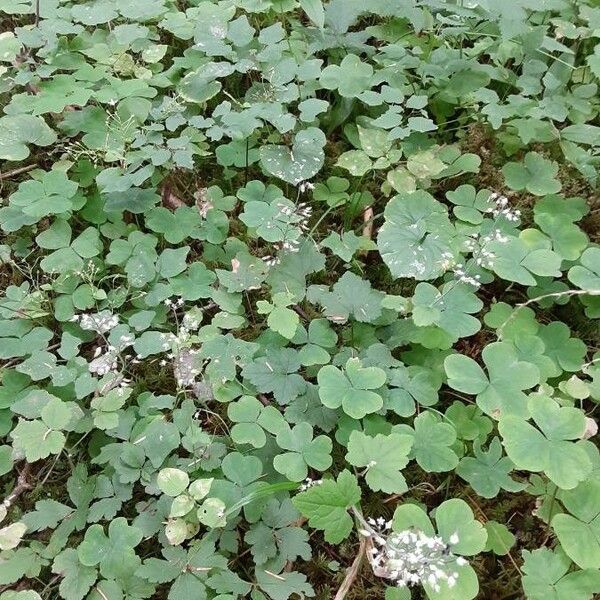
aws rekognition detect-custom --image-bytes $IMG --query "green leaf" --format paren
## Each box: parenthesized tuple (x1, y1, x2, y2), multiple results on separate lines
(178, 63, 232, 103)
(254, 568, 314, 600)
(197, 497, 227, 528)
(22, 500, 73, 533)
(336, 150, 372, 176)
(157, 247, 189, 278)
(456, 437, 526, 499)
(307, 271, 383, 324)
(435, 499, 487, 555)
(345, 431, 412, 493)
(273, 422, 332, 482)
(403, 411, 459, 473)
(411, 282, 483, 343)
(292, 470, 361, 543)
(377, 191, 454, 280)
(502, 152, 561, 196)
(320, 54, 373, 98)
(52, 549, 97, 600)
(391, 503, 434, 536)
(260, 128, 326, 185)
(0, 115, 57, 161)
(533, 195, 588, 261)
(391, 500, 485, 599)
(552, 480, 600, 569)
(499, 395, 591, 490)
(522, 547, 600, 600)
(242, 348, 306, 405)
(157, 468, 190, 497)
(407, 149, 446, 179)
(445, 342, 540, 419)
(487, 237, 562, 286)
(77, 517, 142, 579)
(299, 0, 324, 28)
(257, 292, 300, 340)
(240, 199, 302, 243)
(7, 171, 78, 222)
(0, 523, 27, 550)
(11, 419, 65, 462)
(484, 521, 515, 556)
(317, 357, 386, 419)
(321, 231, 374, 262)
(568, 247, 600, 292)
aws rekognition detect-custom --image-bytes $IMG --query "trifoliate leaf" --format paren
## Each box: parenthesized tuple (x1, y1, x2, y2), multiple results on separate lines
(502, 152, 561, 196)
(551, 479, 600, 570)
(456, 437, 526, 499)
(400, 411, 459, 473)
(499, 395, 592, 490)
(444, 342, 540, 419)
(522, 546, 600, 600)
(317, 358, 386, 419)
(320, 54, 373, 97)
(307, 271, 383, 324)
(77, 517, 142, 579)
(273, 422, 332, 482)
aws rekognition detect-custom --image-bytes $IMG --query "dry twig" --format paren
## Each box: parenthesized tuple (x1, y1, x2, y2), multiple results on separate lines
(334, 535, 368, 600)
(3, 462, 32, 511)
(362, 206, 374, 240)
(0, 164, 37, 181)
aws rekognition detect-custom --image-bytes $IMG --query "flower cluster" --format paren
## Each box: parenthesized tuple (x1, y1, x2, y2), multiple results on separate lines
(164, 297, 185, 309)
(72, 310, 119, 334)
(298, 181, 315, 194)
(194, 188, 213, 218)
(71, 311, 135, 390)
(486, 192, 521, 222)
(173, 347, 202, 388)
(360, 518, 465, 593)
(275, 200, 312, 228)
(464, 237, 493, 267)
(440, 252, 482, 288)
(262, 200, 312, 267)
(263, 238, 302, 267)
(452, 264, 482, 288)
(299, 477, 323, 492)
(440, 225, 512, 289)
(157, 301, 206, 388)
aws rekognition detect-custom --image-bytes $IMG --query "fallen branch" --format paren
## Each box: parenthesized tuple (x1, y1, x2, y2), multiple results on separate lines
(362, 206, 374, 240)
(334, 534, 367, 600)
(3, 462, 32, 511)
(0, 164, 37, 181)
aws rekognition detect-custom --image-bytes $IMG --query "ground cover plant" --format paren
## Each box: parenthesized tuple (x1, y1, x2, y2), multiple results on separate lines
(1, 0, 600, 599)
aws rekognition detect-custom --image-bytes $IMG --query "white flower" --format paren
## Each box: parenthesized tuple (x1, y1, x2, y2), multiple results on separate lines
(77, 310, 119, 334)
(299, 477, 323, 492)
(359, 518, 469, 593)
(298, 181, 314, 193)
